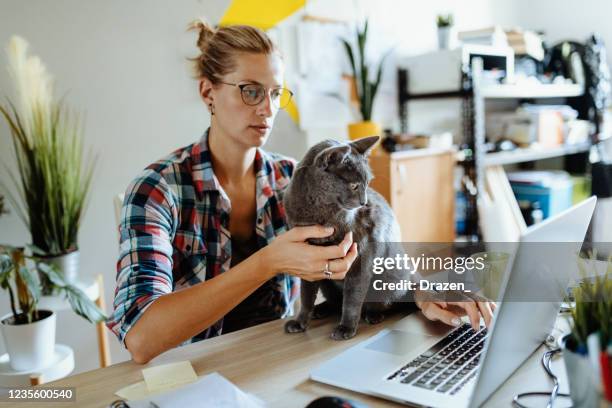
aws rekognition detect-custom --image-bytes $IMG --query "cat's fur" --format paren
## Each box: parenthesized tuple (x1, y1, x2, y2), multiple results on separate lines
(283, 136, 411, 340)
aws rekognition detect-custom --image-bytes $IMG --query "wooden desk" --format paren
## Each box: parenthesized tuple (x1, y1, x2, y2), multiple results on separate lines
(12, 312, 572, 407)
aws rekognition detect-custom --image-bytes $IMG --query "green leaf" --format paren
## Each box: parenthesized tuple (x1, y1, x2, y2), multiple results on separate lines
(1, 84, 96, 256)
(37, 262, 66, 287)
(370, 49, 392, 110)
(64, 286, 106, 323)
(26, 244, 47, 257)
(18, 265, 40, 304)
(0, 254, 12, 274)
(362, 66, 370, 120)
(339, 19, 388, 121)
(0, 255, 14, 290)
(340, 39, 357, 81)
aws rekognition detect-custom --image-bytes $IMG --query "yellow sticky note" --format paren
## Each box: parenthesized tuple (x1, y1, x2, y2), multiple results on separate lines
(142, 361, 198, 393)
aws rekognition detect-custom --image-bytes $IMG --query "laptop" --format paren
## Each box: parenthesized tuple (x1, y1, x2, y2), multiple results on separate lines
(310, 196, 596, 407)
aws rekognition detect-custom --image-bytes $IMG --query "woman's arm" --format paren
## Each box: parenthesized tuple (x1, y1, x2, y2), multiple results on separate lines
(125, 249, 268, 363)
(126, 226, 358, 364)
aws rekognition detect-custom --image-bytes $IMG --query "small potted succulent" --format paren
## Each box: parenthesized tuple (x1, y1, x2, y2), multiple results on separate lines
(0, 246, 105, 371)
(436, 13, 454, 50)
(341, 19, 389, 143)
(562, 256, 611, 406)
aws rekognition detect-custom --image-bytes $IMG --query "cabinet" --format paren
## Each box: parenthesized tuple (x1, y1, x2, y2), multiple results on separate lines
(369, 148, 455, 242)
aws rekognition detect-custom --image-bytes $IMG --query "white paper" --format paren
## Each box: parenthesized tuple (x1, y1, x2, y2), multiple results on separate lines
(127, 372, 265, 408)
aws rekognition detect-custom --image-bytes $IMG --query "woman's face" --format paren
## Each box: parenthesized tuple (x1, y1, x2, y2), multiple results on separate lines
(201, 52, 285, 149)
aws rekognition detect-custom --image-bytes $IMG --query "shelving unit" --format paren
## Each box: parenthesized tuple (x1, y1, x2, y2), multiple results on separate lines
(480, 141, 591, 167)
(398, 60, 595, 240)
(480, 83, 583, 99)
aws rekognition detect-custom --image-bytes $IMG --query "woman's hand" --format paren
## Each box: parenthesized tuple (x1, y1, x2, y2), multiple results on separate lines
(260, 225, 358, 281)
(414, 289, 496, 330)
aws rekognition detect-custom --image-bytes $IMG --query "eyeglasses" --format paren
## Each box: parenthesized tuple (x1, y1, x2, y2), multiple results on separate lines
(219, 81, 294, 109)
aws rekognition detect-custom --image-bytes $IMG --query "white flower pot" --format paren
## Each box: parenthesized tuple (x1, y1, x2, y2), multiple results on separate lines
(438, 26, 451, 50)
(561, 335, 602, 408)
(42, 250, 79, 284)
(0, 310, 56, 371)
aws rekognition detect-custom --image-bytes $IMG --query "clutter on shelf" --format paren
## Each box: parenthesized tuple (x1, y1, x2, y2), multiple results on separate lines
(381, 131, 454, 153)
(457, 25, 544, 61)
(486, 104, 590, 148)
(508, 171, 574, 220)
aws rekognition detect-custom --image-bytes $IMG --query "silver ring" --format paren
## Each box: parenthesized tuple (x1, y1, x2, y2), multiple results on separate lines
(324, 262, 332, 279)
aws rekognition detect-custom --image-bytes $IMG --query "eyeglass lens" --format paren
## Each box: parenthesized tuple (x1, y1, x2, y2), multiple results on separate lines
(240, 84, 292, 108)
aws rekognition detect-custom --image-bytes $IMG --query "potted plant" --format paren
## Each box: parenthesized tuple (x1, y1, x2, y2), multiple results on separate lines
(562, 256, 611, 406)
(0, 245, 105, 371)
(0, 36, 95, 289)
(341, 19, 389, 143)
(436, 13, 453, 50)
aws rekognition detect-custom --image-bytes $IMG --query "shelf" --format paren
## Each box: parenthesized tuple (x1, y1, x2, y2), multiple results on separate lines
(0, 344, 74, 386)
(403, 90, 466, 101)
(384, 147, 456, 160)
(481, 142, 591, 166)
(404, 83, 583, 101)
(480, 83, 584, 99)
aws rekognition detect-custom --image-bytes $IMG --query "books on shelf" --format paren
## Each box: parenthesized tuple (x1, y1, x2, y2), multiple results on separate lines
(458, 26, 508, 47)
(505, 29, 545, 61)
(458, 26, 544, 61)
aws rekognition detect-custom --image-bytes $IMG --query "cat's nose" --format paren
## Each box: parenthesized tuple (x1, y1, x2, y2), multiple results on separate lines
(360, 196, 368, 206)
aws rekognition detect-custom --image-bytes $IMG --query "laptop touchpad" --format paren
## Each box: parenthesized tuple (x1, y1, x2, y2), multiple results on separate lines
(365, 330, 434, 356)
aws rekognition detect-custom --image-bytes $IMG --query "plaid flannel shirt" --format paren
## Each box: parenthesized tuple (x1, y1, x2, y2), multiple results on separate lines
(107, 129, 299, 346)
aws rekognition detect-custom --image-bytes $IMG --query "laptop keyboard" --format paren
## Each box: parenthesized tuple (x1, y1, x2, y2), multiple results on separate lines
(386, 324, 487, 395)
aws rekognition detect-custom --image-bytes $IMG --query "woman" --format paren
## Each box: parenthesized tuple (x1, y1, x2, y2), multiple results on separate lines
(107, 21, 494, 364)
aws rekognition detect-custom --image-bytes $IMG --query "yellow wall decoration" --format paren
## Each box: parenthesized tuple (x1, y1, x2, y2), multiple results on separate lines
(220, 0, 303, 124)
(219, 0, 305, 30)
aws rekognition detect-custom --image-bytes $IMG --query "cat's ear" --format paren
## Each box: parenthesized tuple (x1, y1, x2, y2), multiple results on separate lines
(350, 136, 380, 156)
(314, 145, 351, 169)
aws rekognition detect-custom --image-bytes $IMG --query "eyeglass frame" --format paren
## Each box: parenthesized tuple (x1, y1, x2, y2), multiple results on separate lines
(218, 81, 294, 109)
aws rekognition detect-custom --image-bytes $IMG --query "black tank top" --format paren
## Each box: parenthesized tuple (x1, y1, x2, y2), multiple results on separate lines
(222, 234, 281, 334)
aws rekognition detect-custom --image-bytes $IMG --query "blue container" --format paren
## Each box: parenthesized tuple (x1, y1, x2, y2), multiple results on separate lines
(455, 191, 466, 234)
(509, 171, 573, 219)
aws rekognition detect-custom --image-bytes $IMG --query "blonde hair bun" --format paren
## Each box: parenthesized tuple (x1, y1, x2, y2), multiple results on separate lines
(188, 20, 280, 83)
(188, 19, 216, 52)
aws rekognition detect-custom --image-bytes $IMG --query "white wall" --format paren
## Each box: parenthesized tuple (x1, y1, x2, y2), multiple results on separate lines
(0, 0, 606, 376)
(345, 0, 519, 139)
(297, 0, 520, 143)
(513, 0, 612, 70)
(0, 0, 234, 373)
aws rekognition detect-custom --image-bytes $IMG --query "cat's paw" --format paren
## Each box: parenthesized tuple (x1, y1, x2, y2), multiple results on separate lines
(330, 324, 357, 340)
(364, 311, 385, 325)
(312, 302, 335, 319)
(284, 319, 308, 333)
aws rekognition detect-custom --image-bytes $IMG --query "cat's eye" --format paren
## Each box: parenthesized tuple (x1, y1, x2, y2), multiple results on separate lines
(349, 183, 359, 191)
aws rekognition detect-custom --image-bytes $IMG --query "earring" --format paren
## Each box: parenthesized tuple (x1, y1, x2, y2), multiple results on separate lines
(209, 103, 215, 116)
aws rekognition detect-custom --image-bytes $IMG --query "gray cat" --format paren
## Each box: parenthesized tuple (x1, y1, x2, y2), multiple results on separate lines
(283, 136, 411, 340)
